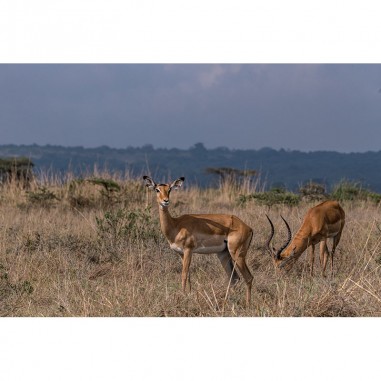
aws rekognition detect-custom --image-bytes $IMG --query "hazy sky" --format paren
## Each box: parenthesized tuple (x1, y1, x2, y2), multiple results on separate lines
(1, 64, 381, 153)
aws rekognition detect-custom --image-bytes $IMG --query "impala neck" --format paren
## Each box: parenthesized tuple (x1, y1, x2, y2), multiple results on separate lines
(158, 204, 177, 241)
(282, 229, 310, 259)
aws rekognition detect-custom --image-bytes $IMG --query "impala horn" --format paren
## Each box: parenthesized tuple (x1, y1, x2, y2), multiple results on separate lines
(275, 215, 292, 259)
(265, 215, 292, 260)
(265, 214, 276, 257)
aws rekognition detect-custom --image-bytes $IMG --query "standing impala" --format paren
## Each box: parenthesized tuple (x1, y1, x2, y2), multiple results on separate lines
(143, 176, 254, 306)
(266, 200, 345, 276)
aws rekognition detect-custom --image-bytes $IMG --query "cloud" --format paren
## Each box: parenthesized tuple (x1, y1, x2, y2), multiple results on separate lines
(197, 64, 241, 89)
(1, 64, 381, 152)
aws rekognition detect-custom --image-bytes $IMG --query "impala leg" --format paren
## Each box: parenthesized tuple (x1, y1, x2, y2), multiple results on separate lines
(319, 240, 324, 268)
(330, 231, 342, 277)
(228, 248, 253, 306)
(309, 244, 315, 276)
(181, 249, 193, 293)
(330, 250, 334, 278)
(227, 229, 253, 307)
(234, 256, 253, 306)
(188, 271, 192, 292)
(217, 249, 240, 286)
(319, 240, 329, 277)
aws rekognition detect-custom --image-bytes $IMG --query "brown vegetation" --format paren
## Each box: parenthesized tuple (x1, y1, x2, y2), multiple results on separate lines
(1, 172, 381, 317)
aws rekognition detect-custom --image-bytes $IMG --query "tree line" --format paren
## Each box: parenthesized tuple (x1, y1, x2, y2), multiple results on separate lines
(1, 143, 381, 192)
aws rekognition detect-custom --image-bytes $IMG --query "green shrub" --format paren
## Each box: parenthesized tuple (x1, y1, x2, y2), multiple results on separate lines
(95, 206, 160, 245)
(87, 177, 121, 195)
(26, 187, 59, 204)
(0, 157, 34, 187)
(68, 177, 121, 208)
(367, 192, 381, 204)
(299, 182, 327, 201)
(331, 181, 381, 203)
(239, 187, 300, 207)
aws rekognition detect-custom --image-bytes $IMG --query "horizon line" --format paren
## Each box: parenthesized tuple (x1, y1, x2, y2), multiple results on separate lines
(0, 143, 380, 155)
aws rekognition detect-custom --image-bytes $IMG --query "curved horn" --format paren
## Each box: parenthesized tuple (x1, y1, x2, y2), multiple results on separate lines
(275, 215, 292, 259)
(265, 214, 276, 257)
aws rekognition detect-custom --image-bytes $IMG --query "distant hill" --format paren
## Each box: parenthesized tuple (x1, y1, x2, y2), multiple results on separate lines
(1, 143, 381, 192)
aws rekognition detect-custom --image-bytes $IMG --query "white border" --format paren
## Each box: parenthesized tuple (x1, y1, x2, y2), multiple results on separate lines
(1, 317, 380, 380)
(0, 0, 380, 63)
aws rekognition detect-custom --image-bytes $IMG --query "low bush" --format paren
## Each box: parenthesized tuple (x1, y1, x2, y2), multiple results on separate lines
(95, 206, 160, 246)
(299, 182, 327, 201)
(239, 187, 300, 207)
(26, 187, 59, 205)
(331, 181, 381, 203)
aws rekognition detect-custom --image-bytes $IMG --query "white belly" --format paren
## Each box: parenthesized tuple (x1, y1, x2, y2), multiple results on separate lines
(170, 243, 184, 254)
(169, 241, 227, 255)
(194, 242, 227, 254)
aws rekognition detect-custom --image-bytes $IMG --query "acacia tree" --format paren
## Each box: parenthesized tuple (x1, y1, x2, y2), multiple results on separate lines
(205, 167, 257, 189)
(0, 157, 34, 187)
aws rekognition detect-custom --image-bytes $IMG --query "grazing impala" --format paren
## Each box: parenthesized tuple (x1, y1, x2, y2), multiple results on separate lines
(265, 200, 345, 276)
(143, 176, 254, 306)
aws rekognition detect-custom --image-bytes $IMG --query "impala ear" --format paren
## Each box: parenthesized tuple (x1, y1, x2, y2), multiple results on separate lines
(170, 177, 185, 190)
(143, 175, 156, 190)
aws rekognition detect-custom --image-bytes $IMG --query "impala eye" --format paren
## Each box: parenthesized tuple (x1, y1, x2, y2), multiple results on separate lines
(155, 189, 160, 193)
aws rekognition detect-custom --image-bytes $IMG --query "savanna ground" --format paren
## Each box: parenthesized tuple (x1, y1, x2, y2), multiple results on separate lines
(1, 172, 381, 317)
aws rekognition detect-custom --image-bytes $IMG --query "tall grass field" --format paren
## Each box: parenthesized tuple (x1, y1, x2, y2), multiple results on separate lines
(1, 172, 380, 317)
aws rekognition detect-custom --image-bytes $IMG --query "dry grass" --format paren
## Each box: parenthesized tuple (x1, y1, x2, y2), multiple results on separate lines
(1, 174, 381, 317)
